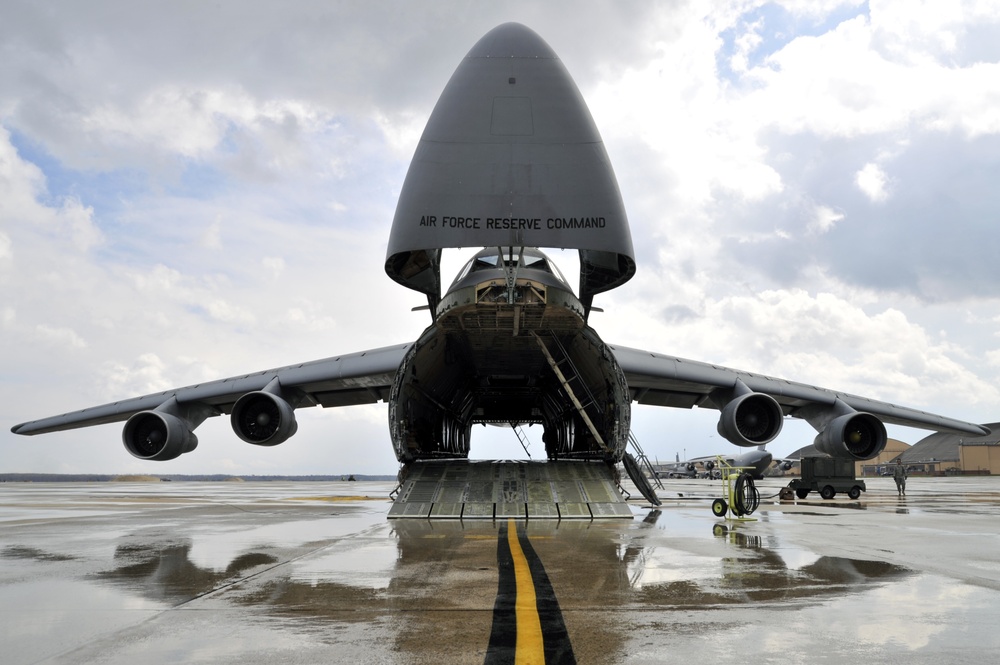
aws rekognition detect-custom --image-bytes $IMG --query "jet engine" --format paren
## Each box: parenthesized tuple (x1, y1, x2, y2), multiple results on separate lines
(231, 388, 297, 446)
(814, 412, 886, 460)
(123, 410, 198, 461)
(716, 391, 784, 447)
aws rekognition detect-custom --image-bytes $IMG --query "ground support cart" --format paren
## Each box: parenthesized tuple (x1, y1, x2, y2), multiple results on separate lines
(710, 456, 760, 522)
(788, 456, 866, 500)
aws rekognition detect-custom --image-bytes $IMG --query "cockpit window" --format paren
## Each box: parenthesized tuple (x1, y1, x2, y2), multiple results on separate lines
(450, 248, 570, 290)
(523, 255, 546, 269)
(474, 254, 500, 270)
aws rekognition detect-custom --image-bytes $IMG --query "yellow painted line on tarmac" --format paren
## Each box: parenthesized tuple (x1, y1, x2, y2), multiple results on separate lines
(507, 518, 545, 664)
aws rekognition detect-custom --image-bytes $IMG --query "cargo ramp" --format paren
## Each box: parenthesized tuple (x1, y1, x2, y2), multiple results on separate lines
(388, 460, 633, 519)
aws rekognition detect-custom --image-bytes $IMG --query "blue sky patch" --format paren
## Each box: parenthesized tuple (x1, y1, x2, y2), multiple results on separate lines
(8, 127, 151, 220)
(717, 1, 870, 84)
(7, 126, 232, 215)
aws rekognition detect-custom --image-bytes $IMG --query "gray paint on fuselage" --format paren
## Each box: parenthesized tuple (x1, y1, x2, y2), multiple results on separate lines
(385, 23, 635, 307)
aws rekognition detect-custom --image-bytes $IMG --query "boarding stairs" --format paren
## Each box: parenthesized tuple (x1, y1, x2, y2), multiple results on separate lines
(628, 431, 664, 490)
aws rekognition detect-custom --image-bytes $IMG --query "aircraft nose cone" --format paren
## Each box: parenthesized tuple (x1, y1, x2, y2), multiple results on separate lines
(386, 22, 635, 303)
(465, 22, 557, 59)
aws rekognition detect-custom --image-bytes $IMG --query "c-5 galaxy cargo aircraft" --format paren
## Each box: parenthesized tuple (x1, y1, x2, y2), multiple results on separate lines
(664, 447, 794, 480)
(12, 24, 988, 513)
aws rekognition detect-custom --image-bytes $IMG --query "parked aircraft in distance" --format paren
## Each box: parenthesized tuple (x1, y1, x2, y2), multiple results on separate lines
(12, 23, 989, 501)
(663, 448, 793, 480)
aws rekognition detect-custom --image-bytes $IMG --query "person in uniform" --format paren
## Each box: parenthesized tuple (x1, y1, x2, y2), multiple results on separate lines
(893, 462, 907, 496)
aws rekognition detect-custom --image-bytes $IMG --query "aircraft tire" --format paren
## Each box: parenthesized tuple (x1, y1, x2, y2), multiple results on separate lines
(711, 498, 728, 517)
(848, 486, 862, 500)
(820, 485, 836, 500)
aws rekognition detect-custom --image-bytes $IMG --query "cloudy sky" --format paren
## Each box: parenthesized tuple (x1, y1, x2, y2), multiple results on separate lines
(2, 0, 999, 476)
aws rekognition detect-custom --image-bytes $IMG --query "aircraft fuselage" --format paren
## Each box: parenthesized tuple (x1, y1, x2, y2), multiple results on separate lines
(388, 247, 630, 463)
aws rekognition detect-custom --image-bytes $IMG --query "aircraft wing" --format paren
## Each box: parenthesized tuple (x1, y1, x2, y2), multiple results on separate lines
(681, 454, 736, 466)
(12, 343, 411, 436)
(611, 344, 989, 436)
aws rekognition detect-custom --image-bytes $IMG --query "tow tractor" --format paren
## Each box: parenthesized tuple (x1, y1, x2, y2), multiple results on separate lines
(788, 456, 866, 500)
(710, 456, 760, 521)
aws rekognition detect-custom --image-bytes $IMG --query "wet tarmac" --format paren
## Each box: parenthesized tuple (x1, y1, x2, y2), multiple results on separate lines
(2, 476, 999, 664)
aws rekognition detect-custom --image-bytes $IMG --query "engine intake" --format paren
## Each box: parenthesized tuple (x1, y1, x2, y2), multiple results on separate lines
(717, 391, 783, 447)
(123, 411, 198, 461)
(814, 412, 886, 460)
(231, 388, 297, 446)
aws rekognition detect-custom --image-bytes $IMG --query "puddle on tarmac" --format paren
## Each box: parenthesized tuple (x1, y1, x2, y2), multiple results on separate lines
(289, 540, 398, 589)
(0, 578, 166, 665)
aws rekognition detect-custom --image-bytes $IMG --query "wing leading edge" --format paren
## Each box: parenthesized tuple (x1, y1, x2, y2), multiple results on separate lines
(612, 343, 989, 437)
(12, 343, 410, 436)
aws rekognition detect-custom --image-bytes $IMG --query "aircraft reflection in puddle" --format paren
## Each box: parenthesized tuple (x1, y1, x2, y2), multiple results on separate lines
(83, 516, 911, 661)
(92, 541, 280, 602)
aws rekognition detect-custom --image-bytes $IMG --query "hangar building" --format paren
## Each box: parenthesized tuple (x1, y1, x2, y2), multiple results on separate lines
(901, 421, 1000, 475)
(786, 422, 1000, 476)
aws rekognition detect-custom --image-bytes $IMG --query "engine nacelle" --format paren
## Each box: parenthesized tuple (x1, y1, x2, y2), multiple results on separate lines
(231, 390, 297, 446)
(814, 412, 887, 460)
(123, 411, 198, 461)
(717, 392, 783, 447)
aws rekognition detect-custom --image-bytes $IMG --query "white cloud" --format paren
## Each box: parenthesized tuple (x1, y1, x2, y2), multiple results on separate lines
(0, 126, 46, 205)
(35, 323, 87, 349)
(205, 299, 255, 326)
(200, 218, 223, 249)
(809, 205, 845, 234)
(0, 127, 104, 257)
(81, 86, 235, 159)
(855, 162, 890, 202)
(262, 256, 285, 279)
(740, 7, 1000, 139)
(373, 109, 426, 160)
(100, 353, 171, 396)
(869, 0, 1000, 63)
(779, 0, 867, 18)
